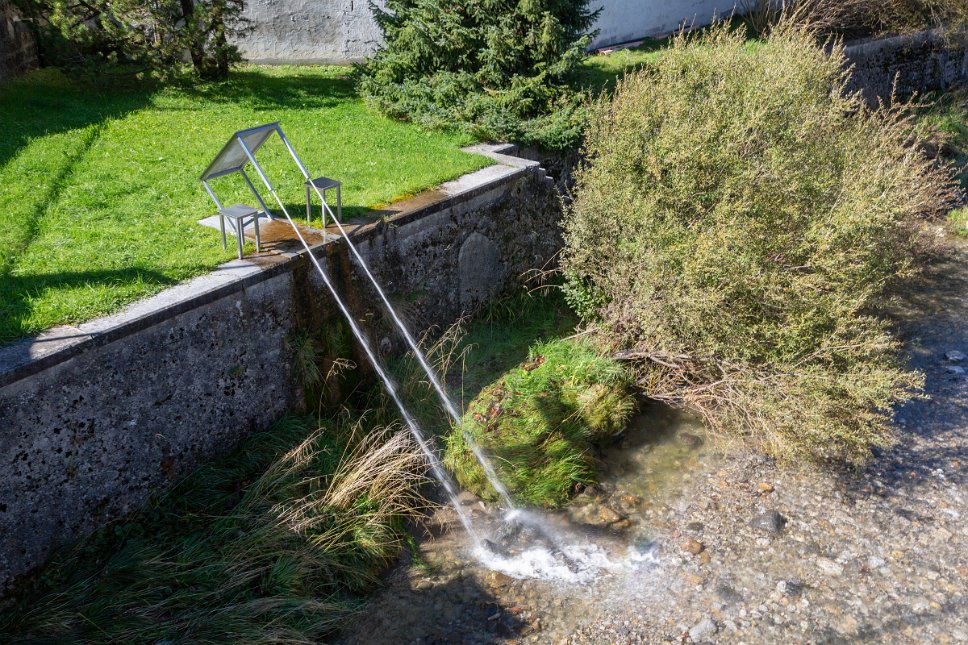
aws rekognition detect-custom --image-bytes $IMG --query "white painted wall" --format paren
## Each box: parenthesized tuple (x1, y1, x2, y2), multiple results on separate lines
(234, 0, 742, 64)
(590, 0, 742, 48)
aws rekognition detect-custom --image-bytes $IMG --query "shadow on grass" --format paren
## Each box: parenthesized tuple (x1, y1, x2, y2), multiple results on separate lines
(173, 68, 358, 111)
(0, 69, 152, 173)
(0, 267, 178, 345)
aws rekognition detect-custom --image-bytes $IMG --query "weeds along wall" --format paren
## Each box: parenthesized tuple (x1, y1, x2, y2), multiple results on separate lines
(0, 159, 562, 596)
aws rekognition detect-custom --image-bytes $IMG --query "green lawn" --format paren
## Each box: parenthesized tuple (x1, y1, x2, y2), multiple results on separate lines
(915, 88, 968, 235)
(0, 66, 490, 343)
(918, 87, 968, 189)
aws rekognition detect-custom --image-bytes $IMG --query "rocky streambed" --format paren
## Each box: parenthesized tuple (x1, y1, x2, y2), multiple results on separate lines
(339, 240, 968, 645)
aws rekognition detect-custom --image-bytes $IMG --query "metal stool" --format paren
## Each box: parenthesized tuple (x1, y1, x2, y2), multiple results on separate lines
(305, 176, 341, 228)
(218, 204, 262, 259)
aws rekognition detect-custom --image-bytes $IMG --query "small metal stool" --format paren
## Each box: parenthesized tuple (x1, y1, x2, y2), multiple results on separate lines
(218, 204, 262, 259)
(305, 176, 341, 228)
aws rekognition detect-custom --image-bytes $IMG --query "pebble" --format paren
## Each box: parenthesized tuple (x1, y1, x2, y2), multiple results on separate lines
(945, 350, 966, 362)
(682, 538, 705, 555)
(598, 506, 624, 524)
(688, 617, 717, 643)
(816, 558, 845, 577)
(758, 482, 775, 493)
(945, 365, 966, 375)
(750, 510, 787, 535)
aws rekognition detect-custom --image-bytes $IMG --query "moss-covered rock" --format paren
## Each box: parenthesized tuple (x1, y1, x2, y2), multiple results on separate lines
(444, 339, 636, 508)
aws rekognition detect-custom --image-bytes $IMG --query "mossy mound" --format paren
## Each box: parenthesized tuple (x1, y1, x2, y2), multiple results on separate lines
(444, 339, 636, 508)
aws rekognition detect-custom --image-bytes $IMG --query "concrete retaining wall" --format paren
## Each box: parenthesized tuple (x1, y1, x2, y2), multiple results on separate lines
(233, 0, 742, 64)
(845, 30, 968, 103)
(0, 148, 562, 595)
(0, 1, 38, 82)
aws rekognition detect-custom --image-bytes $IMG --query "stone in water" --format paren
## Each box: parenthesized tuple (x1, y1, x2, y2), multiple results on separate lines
(750, 510, 787, 535)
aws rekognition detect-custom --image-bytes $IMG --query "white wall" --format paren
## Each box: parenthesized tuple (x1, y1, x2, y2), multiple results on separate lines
(590, 0, 741, 48)
(234, 0, 742, 64)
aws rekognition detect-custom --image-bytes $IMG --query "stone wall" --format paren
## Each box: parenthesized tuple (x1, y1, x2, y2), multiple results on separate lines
(0, 152, 561, 595)
(0, 1, 38, 82)
(844, 30, 968, 103)
(236, 0, 386, 64)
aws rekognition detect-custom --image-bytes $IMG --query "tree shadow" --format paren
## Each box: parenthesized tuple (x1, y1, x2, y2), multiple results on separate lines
(0, 69, 152, 172)
(831, 245, 968, 501)
(172, 68, 358, 112)
(0, 267, 179, 346)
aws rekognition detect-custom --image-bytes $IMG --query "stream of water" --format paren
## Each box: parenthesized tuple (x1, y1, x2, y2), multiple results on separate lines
(256, 146, 642, 581)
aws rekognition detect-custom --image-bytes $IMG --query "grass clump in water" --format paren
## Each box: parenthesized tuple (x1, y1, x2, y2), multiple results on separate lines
(444, 338, 636, 508)
(0, 415, 427, 643)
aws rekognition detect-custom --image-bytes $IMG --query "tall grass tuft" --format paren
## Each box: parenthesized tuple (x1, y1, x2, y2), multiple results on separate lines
(1, 416, 428, 643)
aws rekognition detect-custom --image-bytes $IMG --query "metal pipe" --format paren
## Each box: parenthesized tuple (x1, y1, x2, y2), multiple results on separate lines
(240, 169, 274, 221)
(238, 136, 274, 191)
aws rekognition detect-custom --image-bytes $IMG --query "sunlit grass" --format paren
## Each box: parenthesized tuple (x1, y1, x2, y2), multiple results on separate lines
(0, 66, 490, 343)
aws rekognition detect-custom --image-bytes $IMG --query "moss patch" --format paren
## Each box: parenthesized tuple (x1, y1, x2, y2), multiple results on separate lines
(444, 338, 635, 508)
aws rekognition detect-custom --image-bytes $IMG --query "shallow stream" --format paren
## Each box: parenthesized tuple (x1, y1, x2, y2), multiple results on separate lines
(338, 403, 714, 644)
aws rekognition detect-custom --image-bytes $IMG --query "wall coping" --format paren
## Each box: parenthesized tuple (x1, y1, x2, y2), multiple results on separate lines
(0, 144, 540, 388)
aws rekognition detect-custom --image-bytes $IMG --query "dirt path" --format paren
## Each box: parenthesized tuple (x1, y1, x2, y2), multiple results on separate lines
(338, 239, 968, 645)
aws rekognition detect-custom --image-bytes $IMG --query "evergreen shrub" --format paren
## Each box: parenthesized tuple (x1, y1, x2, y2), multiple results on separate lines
(357, 0, 599, 150)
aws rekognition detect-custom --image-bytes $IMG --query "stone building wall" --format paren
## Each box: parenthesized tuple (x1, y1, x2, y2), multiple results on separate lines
(233, 0, 741, 64)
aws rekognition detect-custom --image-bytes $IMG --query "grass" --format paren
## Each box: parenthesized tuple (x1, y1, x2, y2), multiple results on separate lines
(914, 87, 968, 235)
(917, 87, 968, 186)
(444, 334, 635, 508)
(0, 414, 428, 643)
(950, 207, 968, 235)
(382, 287, 636, 509)
(0, 66, 491, 344)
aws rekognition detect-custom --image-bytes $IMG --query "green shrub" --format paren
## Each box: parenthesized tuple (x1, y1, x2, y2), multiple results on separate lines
(561, 23, 961, 466)
(356, 0, 599, 150)
(444, 339, 635, 508)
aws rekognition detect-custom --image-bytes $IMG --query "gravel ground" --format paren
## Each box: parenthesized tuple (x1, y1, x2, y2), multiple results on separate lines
(338, 238, 968, 645)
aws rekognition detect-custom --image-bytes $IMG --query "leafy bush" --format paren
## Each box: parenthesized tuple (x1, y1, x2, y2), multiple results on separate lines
(444, 339, 635, 508)
(561, 23, 961, 465)
(17, 0, 247, 80)
(1, 416, 427, 642)
(356, 0, 599, 150)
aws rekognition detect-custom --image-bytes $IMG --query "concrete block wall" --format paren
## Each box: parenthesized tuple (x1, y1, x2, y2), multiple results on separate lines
(0, 151, 561, 596)
(0, 1, 38, 82)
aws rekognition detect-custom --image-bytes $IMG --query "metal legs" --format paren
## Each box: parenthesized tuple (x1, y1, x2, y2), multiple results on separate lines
(304, 178, 342, 230)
